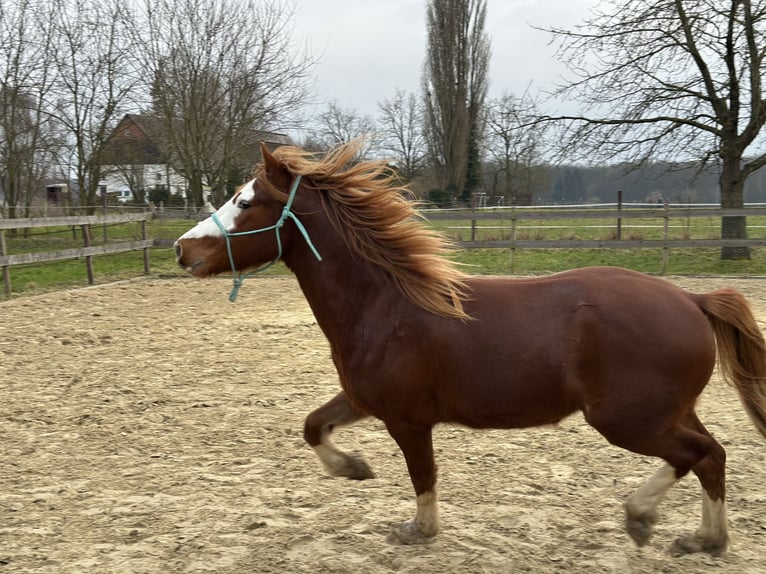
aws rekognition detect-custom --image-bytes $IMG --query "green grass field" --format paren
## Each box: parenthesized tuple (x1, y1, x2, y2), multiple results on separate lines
(2, 213, 765, 298)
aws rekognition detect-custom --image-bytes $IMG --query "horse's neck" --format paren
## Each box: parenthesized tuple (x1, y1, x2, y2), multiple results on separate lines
(284, 233, 399, 346)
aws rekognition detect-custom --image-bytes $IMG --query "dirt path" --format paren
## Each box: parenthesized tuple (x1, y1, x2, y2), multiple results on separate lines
(1, 275, 765, 573)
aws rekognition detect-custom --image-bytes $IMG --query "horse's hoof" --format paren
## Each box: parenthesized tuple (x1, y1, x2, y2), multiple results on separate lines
(324, 452, 375, 480)
(624, 509, 656, 547)
(344, 454, 375, 480)
(669, 534, 727, 557)
(385, 520, 437, 545)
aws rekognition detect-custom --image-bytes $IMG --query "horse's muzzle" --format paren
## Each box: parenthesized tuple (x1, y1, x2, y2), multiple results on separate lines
(174, 240, 205, 274)
(174, 240, 190, 269)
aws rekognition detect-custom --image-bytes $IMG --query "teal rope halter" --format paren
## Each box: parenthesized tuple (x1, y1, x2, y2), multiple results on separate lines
(211, 175, 322, 302)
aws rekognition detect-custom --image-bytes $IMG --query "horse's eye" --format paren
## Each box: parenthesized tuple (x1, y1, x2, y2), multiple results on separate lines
(238, 200, 251, 209)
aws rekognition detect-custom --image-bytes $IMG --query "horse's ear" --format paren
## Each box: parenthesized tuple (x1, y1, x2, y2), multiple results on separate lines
(261, 142, 277, 168)
(260, 143, 291, 190)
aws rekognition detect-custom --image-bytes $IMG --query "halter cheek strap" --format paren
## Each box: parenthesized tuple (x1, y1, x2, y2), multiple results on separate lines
(210, 175, 322, 302)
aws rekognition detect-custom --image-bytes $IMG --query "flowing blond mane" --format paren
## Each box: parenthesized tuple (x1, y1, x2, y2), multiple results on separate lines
(254, 140, 470, 319)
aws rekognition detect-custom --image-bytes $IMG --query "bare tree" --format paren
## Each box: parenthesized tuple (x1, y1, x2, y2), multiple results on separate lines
(46, 0, 142, 213)
(544, 0, 766, 259)
(422, 0, 490, 203)
(306, 101, 379, 160)
(111, 163, 148, 205)
(141, 0, 314, 208)
(377, 89, 427, 183)
(0, 0, 57, 219)
(485, 92, 550, 205)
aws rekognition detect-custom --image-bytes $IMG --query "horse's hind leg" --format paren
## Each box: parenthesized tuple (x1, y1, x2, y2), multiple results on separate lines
(304, 391, 375, 479)
(624, 463, 677, 546)
(669, 413, 728, 556)
(589, 407, 728, 555)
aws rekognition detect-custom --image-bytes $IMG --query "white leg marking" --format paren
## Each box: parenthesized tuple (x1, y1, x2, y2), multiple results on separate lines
(669, 489, 729, 556)
(626, 463, 677, 517)
(624, 464, 678, 546)
(312, 438, 374, 479)
(699, 490, 728, 542)
(387, 486, 440, 544)
(414, 489, 439, 537)
(313, 442, 348, 476)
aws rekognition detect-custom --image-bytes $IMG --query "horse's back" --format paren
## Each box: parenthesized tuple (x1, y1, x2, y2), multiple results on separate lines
(466, 267, 711, 336)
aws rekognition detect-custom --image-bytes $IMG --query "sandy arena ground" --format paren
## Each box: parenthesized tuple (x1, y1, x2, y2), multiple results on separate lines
(1, 274, 765, 573)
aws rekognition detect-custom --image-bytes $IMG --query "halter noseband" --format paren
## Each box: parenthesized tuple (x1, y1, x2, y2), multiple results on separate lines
(211, 175, 322, 302)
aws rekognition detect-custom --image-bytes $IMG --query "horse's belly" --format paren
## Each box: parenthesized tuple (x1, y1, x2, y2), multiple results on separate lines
(436, 362, 578, 429)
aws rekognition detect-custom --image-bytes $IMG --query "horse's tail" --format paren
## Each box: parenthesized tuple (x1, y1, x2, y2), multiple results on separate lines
(695, 288, 766, 439)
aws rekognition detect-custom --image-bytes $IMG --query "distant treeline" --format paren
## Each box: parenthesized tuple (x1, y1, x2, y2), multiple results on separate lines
(543, 161, 766, 205)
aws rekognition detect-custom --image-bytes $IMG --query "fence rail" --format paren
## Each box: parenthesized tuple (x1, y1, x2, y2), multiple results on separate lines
(0, 212, 154, 230)
(2, 205, 766, 298)
(423, 204, 766, 273)
(423, 205, 766, 221)
(0, 212, 154, 297)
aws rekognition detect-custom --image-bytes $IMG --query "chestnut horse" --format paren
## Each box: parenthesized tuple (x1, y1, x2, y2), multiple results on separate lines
(175, 141, 766, 556)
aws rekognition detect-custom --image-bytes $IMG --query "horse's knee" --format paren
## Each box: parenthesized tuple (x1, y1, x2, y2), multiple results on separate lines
(304, 392, 368, 447)
(303, 410, 327, 446)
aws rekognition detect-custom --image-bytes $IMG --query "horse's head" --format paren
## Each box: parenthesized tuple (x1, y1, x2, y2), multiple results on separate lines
(174, 144, 300, 279)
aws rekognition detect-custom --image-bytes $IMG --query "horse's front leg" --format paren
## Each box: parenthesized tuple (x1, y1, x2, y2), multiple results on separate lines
(385, 422, 439, 544)
(303, 391, 375, 480)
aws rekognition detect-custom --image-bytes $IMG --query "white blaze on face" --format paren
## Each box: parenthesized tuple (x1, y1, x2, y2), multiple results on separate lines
(178, 179, 257, 240)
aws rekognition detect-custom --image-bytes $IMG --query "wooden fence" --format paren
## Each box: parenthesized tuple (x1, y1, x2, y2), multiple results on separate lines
(425, 204, 766, 273)
(0, 212, 154, 297)
(2, 205, 766, 297)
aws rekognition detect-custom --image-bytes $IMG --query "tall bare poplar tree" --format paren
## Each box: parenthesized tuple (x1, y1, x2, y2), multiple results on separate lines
(422, 0, 490, 203)
(546, 0, 766, 260)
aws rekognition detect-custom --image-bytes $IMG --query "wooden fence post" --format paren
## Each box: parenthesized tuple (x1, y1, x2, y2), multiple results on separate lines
(0, 229, 10, 297)
(141, 217, 150, 274)
(510, 209, 517, 274)
(102, 193, 108, 242)
(82, 224, 95, 284)
(616, 189, 623, 240)
(661, 200, 670, 275)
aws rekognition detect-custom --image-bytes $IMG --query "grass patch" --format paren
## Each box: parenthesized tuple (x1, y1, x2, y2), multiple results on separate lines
(450, 247, 766, 276)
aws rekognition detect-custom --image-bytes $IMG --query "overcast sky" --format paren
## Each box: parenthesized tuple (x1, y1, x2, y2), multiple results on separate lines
(291, 0, 596, 123)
